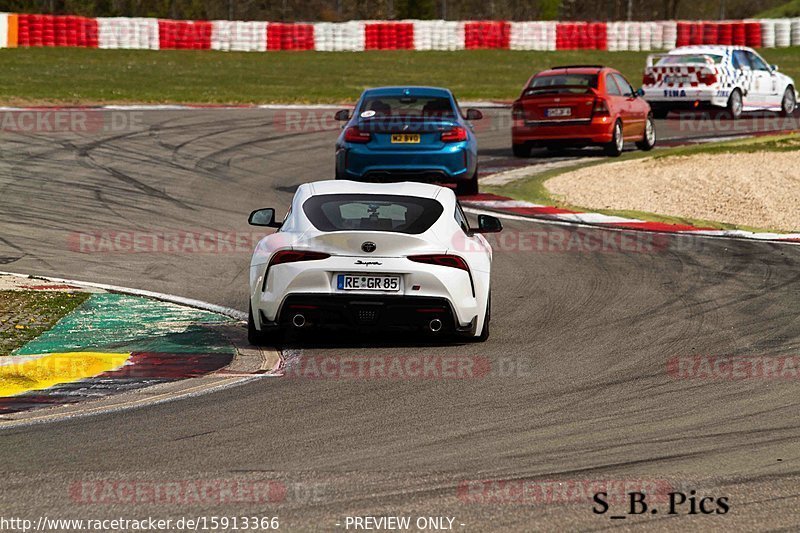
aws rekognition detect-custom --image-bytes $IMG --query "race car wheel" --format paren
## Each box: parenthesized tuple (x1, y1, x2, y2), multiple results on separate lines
(456, 167, 480, 196)
(726, 89, 743, 120)
(248, 303, 279, 346)
(604, 120, 624, 157)
(635, 115, 656, 151)
(781, 86, 796, 117)
(512, 143, 531, 158)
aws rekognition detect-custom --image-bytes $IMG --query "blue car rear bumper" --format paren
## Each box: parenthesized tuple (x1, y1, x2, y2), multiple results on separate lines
(337, 142, 475, 182)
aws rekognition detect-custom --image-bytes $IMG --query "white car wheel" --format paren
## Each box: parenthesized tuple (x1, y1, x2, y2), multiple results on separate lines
(727, 90, 743, 120)
(781, 86, 796, 116)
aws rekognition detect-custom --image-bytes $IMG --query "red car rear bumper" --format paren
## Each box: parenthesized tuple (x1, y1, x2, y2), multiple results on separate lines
(512, 117, 616, 145)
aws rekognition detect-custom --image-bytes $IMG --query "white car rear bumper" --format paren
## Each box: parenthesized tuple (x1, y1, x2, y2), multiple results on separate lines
(250, 256, 486, 334)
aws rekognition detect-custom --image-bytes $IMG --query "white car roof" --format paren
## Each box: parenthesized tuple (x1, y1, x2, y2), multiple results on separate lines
(669, 45, 752, 55)
(303, 180, 449, 200)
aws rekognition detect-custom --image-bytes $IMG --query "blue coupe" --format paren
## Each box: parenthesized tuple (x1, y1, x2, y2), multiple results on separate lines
(334, 86, 483, 195)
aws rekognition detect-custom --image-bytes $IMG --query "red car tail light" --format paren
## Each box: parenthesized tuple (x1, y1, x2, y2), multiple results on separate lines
(441, 126, 468, 143)
(642, 72, 656, 85)
(344, 126, 371, 143)
(408, 254, 470, 271)
(592, 98, 611, 117)
(697, 70, 717, 85)
(511, 104, 525, 120)
(269, 250, 330, 267)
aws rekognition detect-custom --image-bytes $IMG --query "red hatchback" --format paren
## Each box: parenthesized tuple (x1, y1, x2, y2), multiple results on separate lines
(511, 65, 656, 157)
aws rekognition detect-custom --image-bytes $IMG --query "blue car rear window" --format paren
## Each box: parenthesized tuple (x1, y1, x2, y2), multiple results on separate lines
(303, 194, 444, 234)
(359, 96, 456, 119)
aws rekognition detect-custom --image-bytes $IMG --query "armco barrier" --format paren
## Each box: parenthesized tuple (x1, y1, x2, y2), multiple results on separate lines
(5, 14, 800, 51)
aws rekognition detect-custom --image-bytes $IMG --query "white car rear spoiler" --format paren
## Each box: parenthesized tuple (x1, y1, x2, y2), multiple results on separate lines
(645, 53, 716, 68)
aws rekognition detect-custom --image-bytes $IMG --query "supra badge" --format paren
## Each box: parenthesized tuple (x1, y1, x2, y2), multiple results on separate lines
(361, 241, 377, 253)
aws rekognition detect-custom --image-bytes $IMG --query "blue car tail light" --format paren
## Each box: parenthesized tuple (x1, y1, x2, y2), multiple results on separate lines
(344, 126, 372, 143)
(441, 126, 468, 142)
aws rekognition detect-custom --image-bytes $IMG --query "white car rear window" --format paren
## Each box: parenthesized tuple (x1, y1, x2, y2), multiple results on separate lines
(303, 194, 444, 234)
(657, 54, 722, 65)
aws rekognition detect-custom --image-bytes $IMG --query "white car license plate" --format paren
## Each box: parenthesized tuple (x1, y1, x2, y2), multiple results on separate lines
(546, 107, 571, 117)
(337, 274, 400, 291)
(665, 76, 691, 85)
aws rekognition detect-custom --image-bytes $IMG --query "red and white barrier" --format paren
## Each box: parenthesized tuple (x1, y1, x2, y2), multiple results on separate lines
(211, 20, 267, 52)
(509, 21, 555, 51)
(775, 18, 791, 47)
(314, 21, 364, 51)
(98, 18, 158, 49)
(7, 14, 800, 52)
(0, 13, 8, 48)
(413, 20, 464, 50)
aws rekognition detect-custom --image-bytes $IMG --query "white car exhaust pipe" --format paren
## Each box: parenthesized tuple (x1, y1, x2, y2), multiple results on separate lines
(292, 314, 306, 328)
(428, 318, 442, 333)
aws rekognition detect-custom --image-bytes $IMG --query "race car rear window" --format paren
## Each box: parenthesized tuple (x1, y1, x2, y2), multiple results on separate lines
(302, 194, 444, 234)
(358, 97, 456, 119)
(525, 74, 598, 95)
(657, 54, 723, 65)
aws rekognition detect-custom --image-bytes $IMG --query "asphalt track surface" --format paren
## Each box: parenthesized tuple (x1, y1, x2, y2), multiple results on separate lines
(1, 108, 800, 531)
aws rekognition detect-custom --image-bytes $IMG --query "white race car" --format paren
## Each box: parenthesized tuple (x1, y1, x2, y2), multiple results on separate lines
(247, 180, 502, 343)
(642, 45, 797, 119)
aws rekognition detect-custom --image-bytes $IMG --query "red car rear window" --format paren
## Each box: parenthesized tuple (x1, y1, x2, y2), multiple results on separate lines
(525, 73, 598, 95)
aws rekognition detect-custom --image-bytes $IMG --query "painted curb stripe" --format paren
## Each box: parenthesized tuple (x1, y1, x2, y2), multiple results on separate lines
(0, 352, 130, 397)
(463, 195, 800, 244)
(0, 351, 233, 414)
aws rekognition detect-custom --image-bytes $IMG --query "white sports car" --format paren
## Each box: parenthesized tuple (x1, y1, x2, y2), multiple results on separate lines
(642, 45, 796, 119)
(247, 180, 502, 343)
